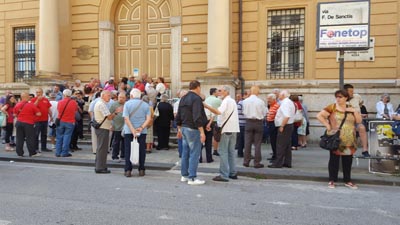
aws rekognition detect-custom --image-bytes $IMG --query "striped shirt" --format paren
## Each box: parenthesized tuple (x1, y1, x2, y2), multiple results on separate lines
(237, 100, 246, 126)
(267, 101, 279, 122)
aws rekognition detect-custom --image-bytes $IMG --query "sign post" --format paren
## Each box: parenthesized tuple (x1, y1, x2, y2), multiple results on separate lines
(316, 0, 370, 88)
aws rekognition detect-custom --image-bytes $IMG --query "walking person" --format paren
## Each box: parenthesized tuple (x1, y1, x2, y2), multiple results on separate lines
(176, 80, 208, 185)
(269, 90, 295, 168)
(205, 86, 240, 182)
(31, 88, 52, 153)
(123, 88, 151, 177)
(14, 92, 41, 157)
(94, 90, 121, 173)
(55, 89, 78, 157)
(1, 95, 16, 151)
(317, 90, 362, 189)
(242, 86, 267, 168)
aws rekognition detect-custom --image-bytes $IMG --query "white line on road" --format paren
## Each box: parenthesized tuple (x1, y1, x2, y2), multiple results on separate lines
(0, 220, 11, 225)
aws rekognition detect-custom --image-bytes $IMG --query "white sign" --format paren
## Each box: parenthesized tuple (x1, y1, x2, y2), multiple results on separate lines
(319, 1, 369, 26)
(336, 37, 375, 61)
(133, 68, 139, 77)
(317, 0, 370, 51)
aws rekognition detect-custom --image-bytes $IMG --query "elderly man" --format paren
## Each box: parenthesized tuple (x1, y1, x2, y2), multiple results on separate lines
(94, 90, 121, 174)
(56, 89, 78, 157)
(53, 85, 63, 101)
(72, 79, 84, 92)
(176, 80, 208, 185)
(123, 88, 151, 177)
(110, 92, 127, 161)
(205, 86, 240, 182)
(266, 93, 280, 161)
(242, 86, 267, 168)
(31, 88, 52, 153)
(269, 90, 295, 168)
(14, 92, 41, 157)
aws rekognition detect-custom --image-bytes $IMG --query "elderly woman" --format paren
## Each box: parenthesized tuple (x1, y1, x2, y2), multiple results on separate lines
(142, 95, 154, 153)
(316, 90, 362, 189)
(376, 93, 395, 119)
(154, 94, 174, 150)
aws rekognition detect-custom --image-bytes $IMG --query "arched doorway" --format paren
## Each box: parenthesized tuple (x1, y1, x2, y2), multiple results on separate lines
(114, 0, 172, 81)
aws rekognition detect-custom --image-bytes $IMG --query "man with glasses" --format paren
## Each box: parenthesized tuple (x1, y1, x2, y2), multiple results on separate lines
(31, 88, 52, 153)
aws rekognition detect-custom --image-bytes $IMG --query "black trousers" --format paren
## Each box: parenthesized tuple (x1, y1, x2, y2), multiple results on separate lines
(274, 124, 294, 167)
(16, 121, 37, 156)
(5, 123, 13, 144)
(156, 125, 170, 149)
(70, 119, 83, 148)
(201, 122, 214, 162)
(124, 134, 146, 171)
(329, 152, 353, 183)
(112, 131, 125, 159)
(267, 122, 277, 158)
(237, 125, 245, 156)
(35, 121, 48, 151)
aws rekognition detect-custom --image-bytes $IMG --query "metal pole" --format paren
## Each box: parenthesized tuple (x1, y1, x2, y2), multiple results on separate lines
(339, 50, 345, 89)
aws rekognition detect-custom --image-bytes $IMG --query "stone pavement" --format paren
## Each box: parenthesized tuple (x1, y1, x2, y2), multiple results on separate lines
(0, 142, 399, 186)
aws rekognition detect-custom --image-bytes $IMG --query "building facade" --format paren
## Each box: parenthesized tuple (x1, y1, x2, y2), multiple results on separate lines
(0, 0, 399, 141)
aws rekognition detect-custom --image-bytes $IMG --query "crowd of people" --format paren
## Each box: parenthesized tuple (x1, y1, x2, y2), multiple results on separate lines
(2, 77, 400, 188)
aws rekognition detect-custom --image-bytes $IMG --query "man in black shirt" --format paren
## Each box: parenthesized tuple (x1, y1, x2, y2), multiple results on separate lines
(176, 80, 208, 185)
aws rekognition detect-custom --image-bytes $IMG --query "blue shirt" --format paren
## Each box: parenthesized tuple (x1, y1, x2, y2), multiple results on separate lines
(55, 91, 63, 101)
(123, 98, 150, 134)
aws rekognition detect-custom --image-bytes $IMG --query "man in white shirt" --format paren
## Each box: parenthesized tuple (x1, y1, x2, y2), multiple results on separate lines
(205, 86, 240, 181)
(269, 90, 295, 168)
(242, 86, 267, 168)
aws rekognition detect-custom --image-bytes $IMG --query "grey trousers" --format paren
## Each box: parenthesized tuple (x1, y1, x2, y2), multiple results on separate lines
(274, 124, 294, 167)
(95, 128, 110, 171)
(244, 119, 264, 165)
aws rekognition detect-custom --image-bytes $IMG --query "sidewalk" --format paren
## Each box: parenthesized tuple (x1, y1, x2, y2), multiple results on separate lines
(1, 142, 399, 186)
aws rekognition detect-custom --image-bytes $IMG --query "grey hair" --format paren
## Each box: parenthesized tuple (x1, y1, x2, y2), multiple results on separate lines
(381, 93, 390, 101)
(63, 89, 72, 97)
(101, 90, 111, 97)
(161, 94, 169, 102)
(130, 88, 141, 98)
(221, 85, 231, 94)
(280, 90, 290, 98)
(273, 88, 280, 94)
(267, 93, 276, 100)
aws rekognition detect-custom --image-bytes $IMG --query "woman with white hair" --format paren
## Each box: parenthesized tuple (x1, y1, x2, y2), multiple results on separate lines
(376, 93, 395, 119)
(154, 94, 174, 150)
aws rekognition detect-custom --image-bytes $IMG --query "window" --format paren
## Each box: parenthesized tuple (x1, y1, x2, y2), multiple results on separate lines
(14, 27, 36, 82)
(267, 9, 305, 79)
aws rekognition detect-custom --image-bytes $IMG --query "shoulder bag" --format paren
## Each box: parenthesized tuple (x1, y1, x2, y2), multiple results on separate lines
(319, 111, 348, 151)
(214, 110, 234, 142)
(55, 99, 71, 127)
(121, 100, 144, 136)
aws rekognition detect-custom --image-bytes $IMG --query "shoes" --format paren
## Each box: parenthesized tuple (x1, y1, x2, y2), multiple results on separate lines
(41, 148, 53, 152)
(267, 164, 282, 168)
(139, 170, 145, 176)
(301, 144, 307, 148)
(31, 153, 41, 157)
(9, 143, 16, 147)
(95, 169, 111, 174)
(207, 159, 214, 163)
(362, 151, 371, 157)
(328, 181, 335, 189)
(37, 149, 42, 153)
(267, 157, 276, 160)
(188, 178, 205, 185)
(112, 158, 121, 163)
(199, 159, 203, 163)
(242, 163, 249, 167)
(344, 182, 358, 190)
(5, 145, 12, 151)
(180, 176, 189, 182)
(250, 155, 255, 159)
(291, 147, 298, 150)
(237, 154, 243, 158)
(146, 149, 152, 154)
(124, 171, 132, 177)
(212, 176, 229, 182)
(254, 164, 264, 169)
(213, 151, 220, 156)
(61, 154, 72, 157)
(282, 164, 292, 168)
(229, 175, 238, 180)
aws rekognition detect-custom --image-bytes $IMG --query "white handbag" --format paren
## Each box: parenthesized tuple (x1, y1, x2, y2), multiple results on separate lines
(130, 137, 139, 165)
(153, 103, 160, 118)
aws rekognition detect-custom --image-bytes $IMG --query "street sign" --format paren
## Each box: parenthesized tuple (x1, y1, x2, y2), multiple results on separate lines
(133, 68, 139, 77)
(316, 0, 370, 51)
(336, 37, 375, 62)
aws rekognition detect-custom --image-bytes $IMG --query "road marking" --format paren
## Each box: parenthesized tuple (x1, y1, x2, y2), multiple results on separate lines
(0, 220, 11, 225)
(0, 162, 91, 172)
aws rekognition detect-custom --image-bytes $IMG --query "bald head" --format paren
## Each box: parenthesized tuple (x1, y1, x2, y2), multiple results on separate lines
(21, 92, 29, 101)
(250, 86, 260, 96)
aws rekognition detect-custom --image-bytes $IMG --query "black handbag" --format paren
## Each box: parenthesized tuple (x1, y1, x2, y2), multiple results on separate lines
(56, 99, 71, 127)
(319, 112, 347, 151)
(91, 117, 107, 129)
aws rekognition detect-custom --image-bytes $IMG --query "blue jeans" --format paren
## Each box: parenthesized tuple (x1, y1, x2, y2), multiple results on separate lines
(218, 132, 237, 179)
(55, 122, 74, 156)
(178, 138, 183, 158)
(181, 127, 201, 179)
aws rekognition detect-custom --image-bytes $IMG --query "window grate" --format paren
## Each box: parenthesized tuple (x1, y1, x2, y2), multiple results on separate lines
(267, 9, 305, 79)
(14, 27, 36, 82)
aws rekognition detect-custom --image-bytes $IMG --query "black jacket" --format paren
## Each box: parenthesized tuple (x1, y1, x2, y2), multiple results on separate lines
(154, 102, 174, 127)
(176, 91, 207, 129)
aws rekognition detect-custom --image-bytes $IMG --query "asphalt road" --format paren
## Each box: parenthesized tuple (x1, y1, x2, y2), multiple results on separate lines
(0, 161, 399, 225)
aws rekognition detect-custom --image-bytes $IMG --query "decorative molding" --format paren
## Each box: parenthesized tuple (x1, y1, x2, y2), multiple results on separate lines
(169, 16, 181, 27)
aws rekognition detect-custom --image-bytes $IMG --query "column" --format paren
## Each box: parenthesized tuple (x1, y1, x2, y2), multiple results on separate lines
(207, 0, 231, 75)
(170, 16, 182, 96)
(99, 21, 115, 83)
(38, 0, 60, 77)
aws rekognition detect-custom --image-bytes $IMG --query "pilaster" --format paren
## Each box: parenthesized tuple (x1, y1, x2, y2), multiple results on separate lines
(99, 21, 115, 83)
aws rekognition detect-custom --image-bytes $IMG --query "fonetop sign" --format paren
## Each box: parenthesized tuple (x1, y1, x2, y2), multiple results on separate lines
(316, 0, 370, 51)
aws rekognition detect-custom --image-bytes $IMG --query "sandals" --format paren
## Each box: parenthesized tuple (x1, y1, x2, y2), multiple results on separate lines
(344, 182, 358, 190)
(328, 181, 335, 189)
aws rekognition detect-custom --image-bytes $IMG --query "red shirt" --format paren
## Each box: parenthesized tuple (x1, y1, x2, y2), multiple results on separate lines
(267, 102, 280, 122)
(57, 98, 78, 123)
(134, 83, 145, 92)
(14, 101, 40, 125)
(31, 97, 51, 122)
(5, 104, 15, 123)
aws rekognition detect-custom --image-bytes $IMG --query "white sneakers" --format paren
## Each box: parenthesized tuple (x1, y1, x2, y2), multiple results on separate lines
(181, 176, 205, 185)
